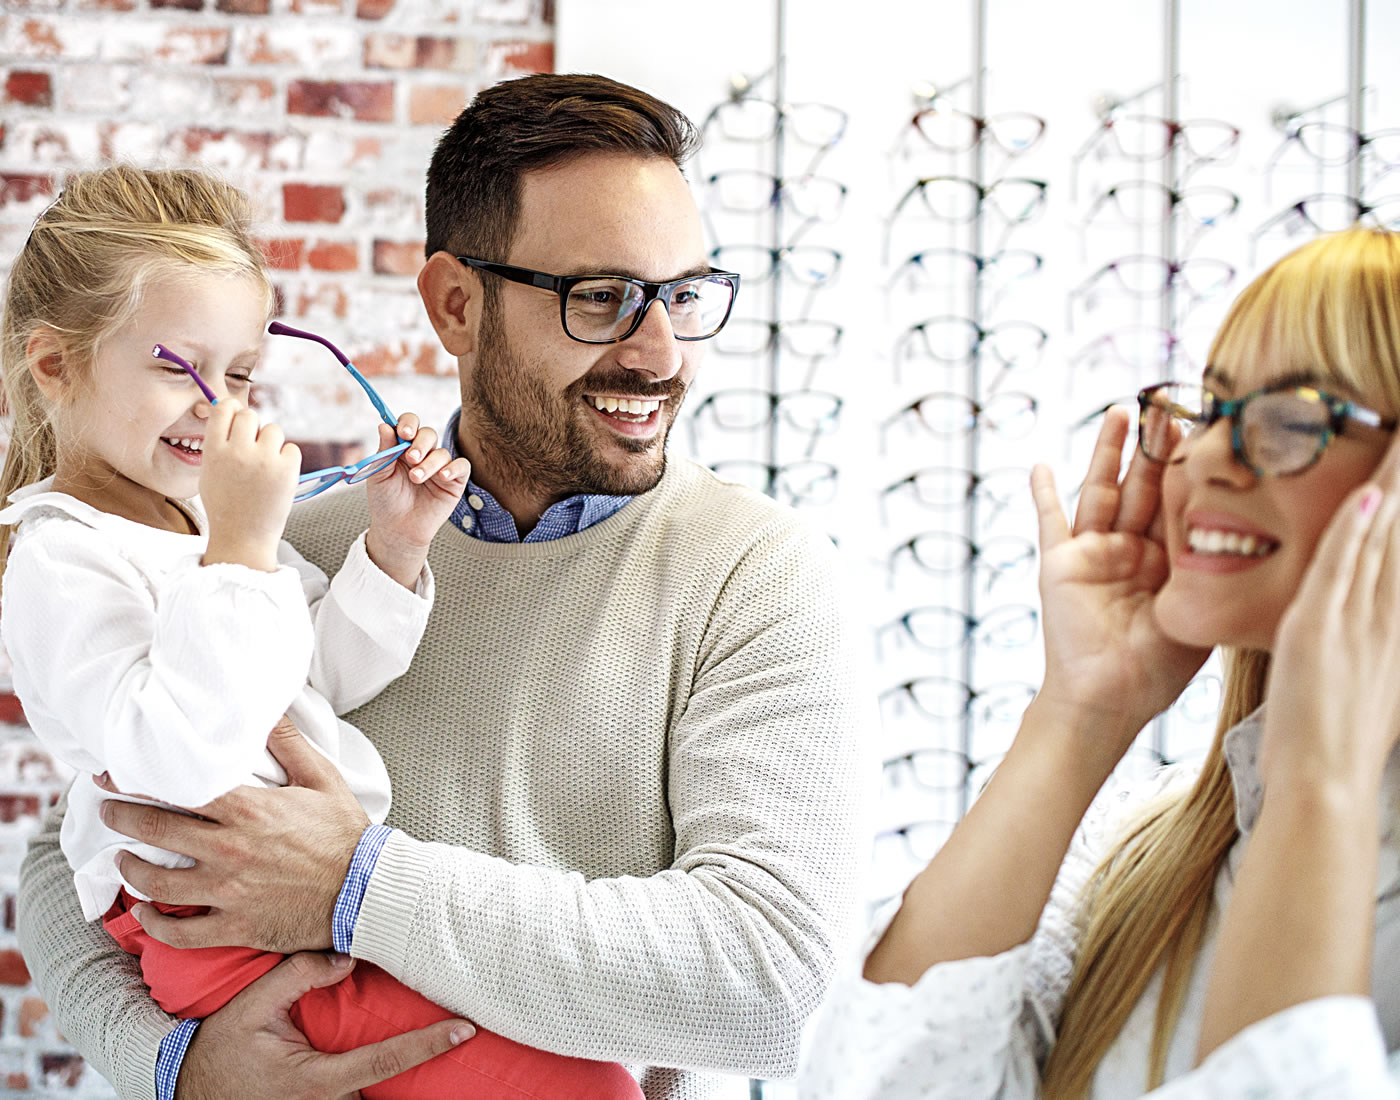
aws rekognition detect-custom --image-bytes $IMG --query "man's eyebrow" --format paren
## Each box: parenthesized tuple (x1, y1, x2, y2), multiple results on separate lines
(562, 264, 716, 282)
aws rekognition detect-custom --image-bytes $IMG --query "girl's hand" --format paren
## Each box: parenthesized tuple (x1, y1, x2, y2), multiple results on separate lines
(200, 399, 300, 573)
(1262, 434, 1400, 793)
(1031, 407, 1210, 776)
(363, 413, 470, 589)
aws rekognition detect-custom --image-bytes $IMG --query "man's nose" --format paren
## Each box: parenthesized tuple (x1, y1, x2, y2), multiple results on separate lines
(617, 299, 684, 382)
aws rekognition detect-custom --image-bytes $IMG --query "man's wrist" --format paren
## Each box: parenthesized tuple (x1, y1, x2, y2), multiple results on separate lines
(332, 823, 395, 954)
(155, 1017, 200, 1100)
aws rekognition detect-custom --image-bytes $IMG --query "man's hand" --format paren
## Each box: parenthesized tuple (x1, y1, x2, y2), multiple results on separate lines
(177, 952, 474, 1100)
(99, 718, 369, 953)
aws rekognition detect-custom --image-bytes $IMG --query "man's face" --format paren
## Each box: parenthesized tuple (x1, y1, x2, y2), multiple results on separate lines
(462, 152, 711, 500)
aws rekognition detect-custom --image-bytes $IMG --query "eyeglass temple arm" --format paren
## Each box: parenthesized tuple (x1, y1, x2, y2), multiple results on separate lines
(152, 344, 220, 405)
(268, 321, 399, 428)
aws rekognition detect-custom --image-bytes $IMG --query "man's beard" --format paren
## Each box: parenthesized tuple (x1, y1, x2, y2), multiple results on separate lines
(464, 303, 687, 499)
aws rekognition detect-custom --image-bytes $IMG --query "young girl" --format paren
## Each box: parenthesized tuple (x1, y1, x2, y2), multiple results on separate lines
(0, 165, 643, 1100)
(801, 226, 1400, 1097)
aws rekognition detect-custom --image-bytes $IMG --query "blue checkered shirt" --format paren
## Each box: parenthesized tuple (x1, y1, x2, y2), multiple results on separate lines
(156, 407, 634, 1094)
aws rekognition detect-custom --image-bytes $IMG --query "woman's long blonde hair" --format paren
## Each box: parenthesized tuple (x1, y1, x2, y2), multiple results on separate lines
(1041, 227, 1400, 1098)
(0, 165, 269, 572)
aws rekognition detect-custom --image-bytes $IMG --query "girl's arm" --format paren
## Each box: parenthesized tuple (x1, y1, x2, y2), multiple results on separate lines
(866, 411, 1210, 985)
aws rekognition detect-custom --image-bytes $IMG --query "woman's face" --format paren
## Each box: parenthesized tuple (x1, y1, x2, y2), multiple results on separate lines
(1153, 355, 1395, 652)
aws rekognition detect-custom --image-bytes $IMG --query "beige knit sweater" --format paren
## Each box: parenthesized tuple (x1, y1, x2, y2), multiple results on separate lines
(17, 456, 865, 1100)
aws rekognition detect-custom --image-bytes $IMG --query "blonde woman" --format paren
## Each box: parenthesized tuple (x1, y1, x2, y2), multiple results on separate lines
(801, 226, 1400, 1098)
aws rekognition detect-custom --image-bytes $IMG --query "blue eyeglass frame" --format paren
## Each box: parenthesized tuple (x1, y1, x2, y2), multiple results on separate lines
(151, 320, 411, 501)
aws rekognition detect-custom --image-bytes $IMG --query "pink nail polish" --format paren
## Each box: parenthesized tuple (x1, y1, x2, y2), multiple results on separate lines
(1360, 487, 1382, 516)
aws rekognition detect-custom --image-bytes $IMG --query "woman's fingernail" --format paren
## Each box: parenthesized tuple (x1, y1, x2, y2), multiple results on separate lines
(1361, 487, 1382, 516)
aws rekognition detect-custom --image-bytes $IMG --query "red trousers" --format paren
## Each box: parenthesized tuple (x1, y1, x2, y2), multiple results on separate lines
(104, 894, 643, 1099)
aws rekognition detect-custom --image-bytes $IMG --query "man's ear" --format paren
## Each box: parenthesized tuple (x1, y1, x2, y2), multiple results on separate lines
(417, 251, 481, 358)
(25, 327, 69, 403)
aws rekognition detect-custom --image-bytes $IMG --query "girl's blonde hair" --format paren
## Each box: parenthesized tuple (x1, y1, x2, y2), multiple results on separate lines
(0, 165, 270, 570)
(1042, 227, 1400, 1098)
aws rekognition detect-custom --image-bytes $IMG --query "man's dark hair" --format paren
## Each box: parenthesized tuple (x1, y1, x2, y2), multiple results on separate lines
(425, 73, 700, 264)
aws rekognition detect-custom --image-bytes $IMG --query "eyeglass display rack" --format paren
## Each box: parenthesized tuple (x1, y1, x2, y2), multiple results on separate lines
(687, 0, 848, 515)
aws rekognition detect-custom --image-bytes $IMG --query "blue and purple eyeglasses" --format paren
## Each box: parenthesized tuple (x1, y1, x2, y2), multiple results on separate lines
(152, 321, 411, 501)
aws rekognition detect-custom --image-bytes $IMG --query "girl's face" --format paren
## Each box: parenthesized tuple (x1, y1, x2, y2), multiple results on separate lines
(50, 267, 266, 530)
(1153, 355, 1394, 652)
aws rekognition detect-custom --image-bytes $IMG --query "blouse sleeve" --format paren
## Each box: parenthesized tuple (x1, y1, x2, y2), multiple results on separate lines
(2, 521, 313, 808)
(799, 769, 1188, 1100)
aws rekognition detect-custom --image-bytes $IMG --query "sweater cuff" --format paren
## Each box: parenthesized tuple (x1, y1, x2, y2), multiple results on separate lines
(348, 828, 442, 972)
(155, 1019, 200, 1100)
(333, 824, 395, 954)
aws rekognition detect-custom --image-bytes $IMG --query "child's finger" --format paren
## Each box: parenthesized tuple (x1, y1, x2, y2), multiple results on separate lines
(407, 447, 452, 484)
(404, 426, 438, 465)
(438, 457, 471, 484)
(395, 412, 421, 443)
(227, 405, 261, 447)
(204, 398, 244, 446)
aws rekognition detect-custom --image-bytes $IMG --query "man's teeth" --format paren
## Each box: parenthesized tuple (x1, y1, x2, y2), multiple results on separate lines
(586, 395, 661, 418)
(164, 437, 203, 453)
(1187, 527, 1276, 556)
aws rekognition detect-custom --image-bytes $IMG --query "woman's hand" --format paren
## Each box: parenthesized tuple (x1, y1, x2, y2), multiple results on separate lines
(1262, 437, 1400, 792)
(363, 413, 470, 589)
(1032, 408, 1211, 776)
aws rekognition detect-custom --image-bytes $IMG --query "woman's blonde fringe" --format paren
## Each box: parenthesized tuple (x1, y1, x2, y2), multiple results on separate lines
(1040, 649, 1268, 1098)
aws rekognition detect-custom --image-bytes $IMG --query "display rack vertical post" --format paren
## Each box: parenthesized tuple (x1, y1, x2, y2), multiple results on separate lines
(960, 0, 989, 818)
(766, 0, 788, 481)
(1347, 0, 1366, 202)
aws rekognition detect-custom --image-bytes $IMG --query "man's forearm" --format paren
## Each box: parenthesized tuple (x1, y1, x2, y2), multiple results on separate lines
(17, 796, 176, 1100)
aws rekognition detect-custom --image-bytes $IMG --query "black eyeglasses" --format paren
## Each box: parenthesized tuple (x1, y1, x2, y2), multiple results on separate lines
(878, 604, 1039, 654)
(455, 257, 740, 344)
(890, 175, 1049, 225)
(1138, 379, 1396, 478)
(715, 319, 843, 359)
(708, 459, 838, 507)
(1075, 114, 1240, 163)
(1266, 121, 1400, 169)
(879, 466, 1033, 519)
(881, 391, 1038, 443)
(885, 532, 1037, 590)
(886, 248, 1043, 295)
(880, 677, 1036, 724)
(1069, 256, 1236, 312)
(1083, 181, 1241, 229)
(1251, 194, 1400, 241)
(708, 245, 842, 286)
(705, 171, 848, 222)
(690, 388, 843, 437)
(700, 98, 848, 148)
(895, 317, 1048, 380)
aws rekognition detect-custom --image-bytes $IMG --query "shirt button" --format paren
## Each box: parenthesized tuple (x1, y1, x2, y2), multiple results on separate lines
(467, 494, 484, 510)
(460, 512, 474, 530)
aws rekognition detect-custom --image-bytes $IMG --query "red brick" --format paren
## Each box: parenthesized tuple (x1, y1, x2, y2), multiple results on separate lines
(5, 1075, 29, 1090)
(356, 0, 395, 17)
(239, 27, 356, 67)
(0, 794, 41, 823)
(0, 949, 30, 986)
(73, 0, 134, 8)
(9, 19, 64, 58)
(217, 0, 270, 11)
(165, 128, 303, 173)
(364, 34, 476, 72)
(409, 84, 468, 126)
(372, 239, 424, 276)
(0, 691, 26, 723)
(4, 71, 52, 107)
(151, 0, 204, 8)
(499, 40, 553, 73)
(307, 240, 358, 272)
(284, 183, 345, 224)
(287, 80, 393, 123)
(292, 0, 342, 11)
(4, 894, 13, 931)
(354, 342, 441, 376)
(363, 186, 420, 224)
(0, 175, 53, 210)
(213, 75, 276, 113)
(19, 998, 48, 1038)
(259, 237, 306, 270)
(39, 1053, 83, 1087)
(291, 282, 349, 318)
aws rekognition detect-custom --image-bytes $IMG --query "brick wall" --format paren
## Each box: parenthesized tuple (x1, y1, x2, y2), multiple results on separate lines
(0, 2, 554, 1092)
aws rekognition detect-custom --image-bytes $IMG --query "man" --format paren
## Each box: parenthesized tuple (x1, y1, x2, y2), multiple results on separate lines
(17, 73, 863, 1099)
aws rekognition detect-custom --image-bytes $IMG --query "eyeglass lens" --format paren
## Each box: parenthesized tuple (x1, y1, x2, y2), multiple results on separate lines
(564, 275, 735, 342)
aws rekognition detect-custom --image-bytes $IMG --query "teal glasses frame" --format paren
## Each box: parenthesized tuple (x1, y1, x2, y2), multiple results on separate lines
(152, 321, 410, 501)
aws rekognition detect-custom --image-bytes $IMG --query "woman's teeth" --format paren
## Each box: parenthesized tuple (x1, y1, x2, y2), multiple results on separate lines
(586, 394, 660, 421)
(1187, 527, 1276, 557)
